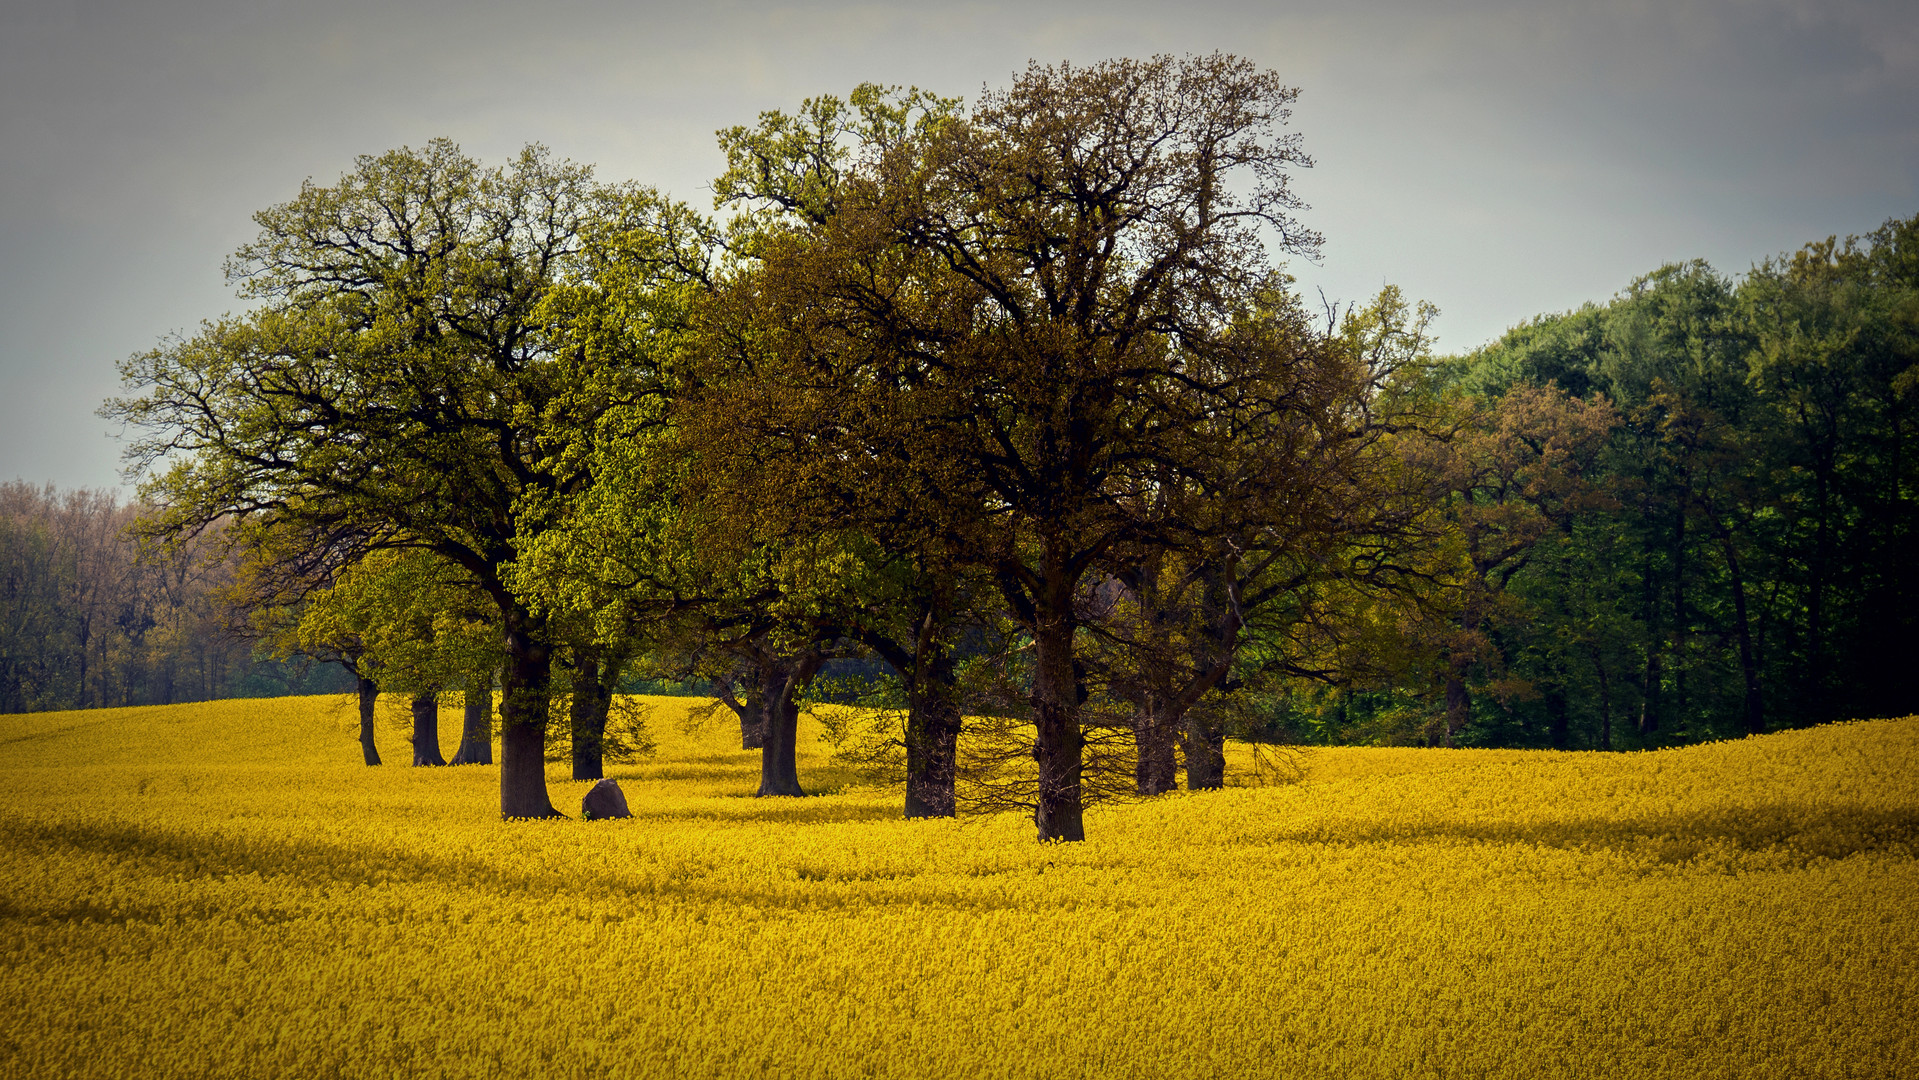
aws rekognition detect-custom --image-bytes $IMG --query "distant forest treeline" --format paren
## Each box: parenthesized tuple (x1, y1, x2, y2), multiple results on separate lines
(0, 482, 350, 712)
(9, 224, 1914, 750)
(1312, 225, 1919, 748)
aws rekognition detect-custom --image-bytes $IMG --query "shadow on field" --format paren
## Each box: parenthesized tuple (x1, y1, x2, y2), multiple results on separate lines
(0, 716, 119, 747)
(609, 753, 874, 803)
(620, 802, 903, 825)
(0, 811, 996, 922)
(621, 764, 769, 784)
(1275, 803, 1919, 865)
(0, 814, 516, 896)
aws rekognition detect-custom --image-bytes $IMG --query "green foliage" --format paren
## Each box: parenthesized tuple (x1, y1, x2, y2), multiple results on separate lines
(277, 548, 499, 694)
(1308, 215, 1919, 750)
(77, 65, 1919, 814)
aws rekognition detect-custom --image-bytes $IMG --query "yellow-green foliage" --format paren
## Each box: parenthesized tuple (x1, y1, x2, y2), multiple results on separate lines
(3, 698, 1915, 1079)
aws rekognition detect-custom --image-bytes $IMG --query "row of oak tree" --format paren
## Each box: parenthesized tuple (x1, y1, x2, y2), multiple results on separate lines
(105, 55, 1918, 839)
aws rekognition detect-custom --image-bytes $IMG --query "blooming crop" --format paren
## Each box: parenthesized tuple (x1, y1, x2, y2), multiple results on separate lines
(2, 696, 1914, 1079)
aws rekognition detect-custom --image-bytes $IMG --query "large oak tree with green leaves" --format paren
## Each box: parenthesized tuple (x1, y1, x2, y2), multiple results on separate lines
(107, 139, 701, 818)
(709, 54, 1384, 840)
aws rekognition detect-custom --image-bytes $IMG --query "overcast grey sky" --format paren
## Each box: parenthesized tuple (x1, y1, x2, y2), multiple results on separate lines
(3, 0, 1914, 492)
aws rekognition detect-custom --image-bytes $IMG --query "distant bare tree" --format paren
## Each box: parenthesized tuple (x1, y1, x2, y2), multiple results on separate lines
(0, 481, 350, 713)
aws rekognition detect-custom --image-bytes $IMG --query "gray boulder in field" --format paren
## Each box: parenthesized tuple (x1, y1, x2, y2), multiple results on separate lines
(581, 778, 631, 820)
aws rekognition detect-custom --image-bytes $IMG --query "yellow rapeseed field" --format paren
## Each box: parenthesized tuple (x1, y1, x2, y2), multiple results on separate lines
(2, 695, 1915, 1080)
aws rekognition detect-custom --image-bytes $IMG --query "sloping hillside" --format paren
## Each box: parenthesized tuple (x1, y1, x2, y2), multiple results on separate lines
(2, 697, 1914, 1079)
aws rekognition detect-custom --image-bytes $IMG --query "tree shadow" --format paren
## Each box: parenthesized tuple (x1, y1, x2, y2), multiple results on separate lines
(0, 812, 1017, 920)
(1267, 803, 1919, 865)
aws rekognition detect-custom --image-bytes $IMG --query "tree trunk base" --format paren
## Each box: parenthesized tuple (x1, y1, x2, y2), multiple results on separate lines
(411, 692, 448, 767)
(903, 695, 960, 818)
(1134, 703, 1178, 796)
(1032, 621, 1085, 841)
(357, 676, 382, 767)
(1035, 800, 1085, 842)
(499, 722, 562, 819)
(1183, 714, 1226, 791)
(451, 680, 493, 765)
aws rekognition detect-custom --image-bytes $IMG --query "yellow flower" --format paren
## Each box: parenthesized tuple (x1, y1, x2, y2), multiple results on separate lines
(0, 698, 1913, 1079)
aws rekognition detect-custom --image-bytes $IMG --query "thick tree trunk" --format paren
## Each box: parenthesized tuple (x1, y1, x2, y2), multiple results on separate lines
(570, 656, 617, 781)
(903, 690, 961, 818)
(410, 691, 447, 766)
(755, 655, 820, 798)
(1031, 616, 1085, 841)
(498, 621, 560, 819)
(758, 694, 805, 797)
(850, 601, 966, 820)
(1183, 711, 1226, 791)
(450, 671, 494, 765)
(1133, 696, 1179, 796)
(357, 675, 382, 766)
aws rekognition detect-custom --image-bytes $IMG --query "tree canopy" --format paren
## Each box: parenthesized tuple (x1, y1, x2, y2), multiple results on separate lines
(106, 140, 702, 817)
(84, 55, 1919, 841)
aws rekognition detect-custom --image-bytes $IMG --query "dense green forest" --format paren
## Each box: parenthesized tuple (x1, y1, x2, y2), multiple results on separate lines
(9, 55, 1912, 835)
(1298, 229, 1919, 752)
